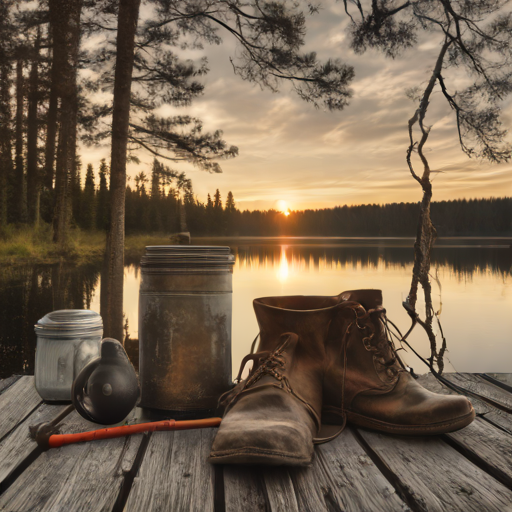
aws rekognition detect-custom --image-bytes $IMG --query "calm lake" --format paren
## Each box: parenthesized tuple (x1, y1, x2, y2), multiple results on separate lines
(1, 237, 511, 379)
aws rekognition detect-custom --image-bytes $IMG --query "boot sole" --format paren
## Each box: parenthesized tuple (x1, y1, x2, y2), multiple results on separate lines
(209, 448, 313, 466)
(323, 406, 476, 435)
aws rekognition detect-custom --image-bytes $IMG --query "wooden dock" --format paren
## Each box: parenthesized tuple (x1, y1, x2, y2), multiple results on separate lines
(1, 373, 512, 511)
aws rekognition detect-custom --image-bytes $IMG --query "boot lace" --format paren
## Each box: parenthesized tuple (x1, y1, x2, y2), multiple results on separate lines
(326, 302, 409, 422)
(219, 333, 322, 433)
(234, 345, 290, 390)
(351, 304, 407, 376)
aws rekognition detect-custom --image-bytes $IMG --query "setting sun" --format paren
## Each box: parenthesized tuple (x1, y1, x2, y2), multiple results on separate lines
(276, 199, 287, 212)
(276, 200, 291, 216)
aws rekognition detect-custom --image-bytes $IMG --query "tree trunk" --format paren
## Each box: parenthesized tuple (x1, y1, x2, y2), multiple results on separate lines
(14, 58, 25, 223)
(44, 22, 58, 192)
(404, 40, 450, 373)
(26, 28, 41, 224)
(70, 149, 80, 224)
(101, 0, 141, 340)
(51, 0, 82, 245)
(0, 62, 14, 227)
(179, 197, 188, 232)
(53, 117, 71, 243)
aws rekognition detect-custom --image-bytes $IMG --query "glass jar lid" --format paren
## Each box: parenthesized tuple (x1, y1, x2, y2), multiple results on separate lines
(35, 309, 103, 338)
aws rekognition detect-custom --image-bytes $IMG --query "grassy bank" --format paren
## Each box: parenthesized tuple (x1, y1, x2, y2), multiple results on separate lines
(0, 224, 173, 265)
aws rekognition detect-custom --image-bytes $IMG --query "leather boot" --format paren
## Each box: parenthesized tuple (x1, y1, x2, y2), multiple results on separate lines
(253, 294, 347, 439)
(250, 294, 348, 439)
(323, 289, 475, 435)
(253, 294, 344, 352)
(209, 332, 328, 466)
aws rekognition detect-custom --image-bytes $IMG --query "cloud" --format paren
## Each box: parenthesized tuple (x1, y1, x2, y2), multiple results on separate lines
(78, 0, 512, 210)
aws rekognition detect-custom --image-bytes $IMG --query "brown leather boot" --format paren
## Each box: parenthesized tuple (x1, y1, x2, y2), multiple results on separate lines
(253, 294, 347, 439)
(253, 294, 344, 352)
(323, 289, 475, 435)
(209, 332, 328, 465)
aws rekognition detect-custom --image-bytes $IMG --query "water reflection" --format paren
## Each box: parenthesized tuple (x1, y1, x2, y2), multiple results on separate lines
(277, 246, 289, 282)
(232, 243, 512, 278)
(0, 262, 101, 378)
(1, 238, 510, 379)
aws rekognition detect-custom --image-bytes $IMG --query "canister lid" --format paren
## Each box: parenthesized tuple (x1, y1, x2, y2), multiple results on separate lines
(141, 246, 235, 273)
(35, 310, 103, 338)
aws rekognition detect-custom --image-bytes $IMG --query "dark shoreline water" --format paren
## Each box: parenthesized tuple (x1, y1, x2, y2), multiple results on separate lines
(1, 237, 511, 379)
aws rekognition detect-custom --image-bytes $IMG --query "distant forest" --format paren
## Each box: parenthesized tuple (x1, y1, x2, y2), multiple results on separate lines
(38, 158, 511, 238)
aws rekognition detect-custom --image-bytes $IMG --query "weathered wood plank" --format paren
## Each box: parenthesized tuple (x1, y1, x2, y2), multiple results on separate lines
(419, 372, 512, 486)
(358, 428, 512, 512)
(289, 464, 328, 512)
(224, 466, 266, 512)
(0, 376, 42, 440)
(0, 375, 21, 395)
(0, 402, 69, 488)
(0, 410, 144, 512)
(447, 418, 512, 487)
(263, 468, 299, 512)
(125, 428, 216, 512)
(484, 373, 512, 389)
(417, 373, 488, 415)
(289, 428, 409, 512)
(482, 409, 512, 433)
(419, 373, 512, 433)
(224, 429, 409, 512)
(445, 373, 512, 411)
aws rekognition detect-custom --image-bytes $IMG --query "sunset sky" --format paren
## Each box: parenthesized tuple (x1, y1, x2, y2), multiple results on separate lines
(83, 0, 512, 211)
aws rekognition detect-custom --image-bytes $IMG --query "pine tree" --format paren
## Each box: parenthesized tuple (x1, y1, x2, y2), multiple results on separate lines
(51, 0, 83, 244)
(26, 26, 41, 225)
(96, 158, 109, 230)
(213, 189, 222, 210)
(49, 1, 80, 241)
(225, 190, 237, 235)
(225, 191, 235, 212)
(14, 57, 25, 222)
(149, 158, 162, 230)
(134, 172, 147, 195)
(71, 155, 82, 225)
(81, 163, 95, 230)
(150, 158, 161, 199)
(133, 171, 149, 232)
(204, 192, 214, 234)
(0, 1, 15, 227)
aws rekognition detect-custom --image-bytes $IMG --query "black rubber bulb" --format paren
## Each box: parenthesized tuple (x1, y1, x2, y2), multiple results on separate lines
(72, 338, 139, 425)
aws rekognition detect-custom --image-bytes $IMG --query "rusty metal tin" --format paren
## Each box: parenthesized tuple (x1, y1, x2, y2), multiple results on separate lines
(138, 246, 234, 417)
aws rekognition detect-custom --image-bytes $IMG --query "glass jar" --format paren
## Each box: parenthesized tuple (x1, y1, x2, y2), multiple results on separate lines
(34, 310, 103, 401)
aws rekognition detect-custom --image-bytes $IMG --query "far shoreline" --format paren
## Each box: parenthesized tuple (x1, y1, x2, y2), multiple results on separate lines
(1, 228, 510, 267)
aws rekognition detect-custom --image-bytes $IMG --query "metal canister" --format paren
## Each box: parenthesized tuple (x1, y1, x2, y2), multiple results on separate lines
(138, 246, 234, 416)
(34, 310, 103, 401)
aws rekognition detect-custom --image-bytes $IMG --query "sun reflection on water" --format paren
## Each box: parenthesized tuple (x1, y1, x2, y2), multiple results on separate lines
(277, 246, 289, 282)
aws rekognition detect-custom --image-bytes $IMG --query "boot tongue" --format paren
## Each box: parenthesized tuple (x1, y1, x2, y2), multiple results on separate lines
(340, 289, 382, 310)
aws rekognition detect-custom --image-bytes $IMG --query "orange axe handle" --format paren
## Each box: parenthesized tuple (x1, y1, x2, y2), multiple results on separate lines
(48, 417, 222, 448)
